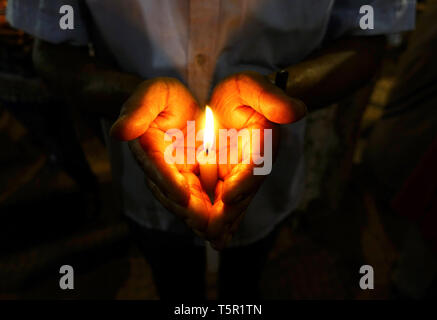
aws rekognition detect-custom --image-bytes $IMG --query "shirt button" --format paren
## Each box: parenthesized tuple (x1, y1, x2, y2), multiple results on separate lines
(195, 53, 207, 66)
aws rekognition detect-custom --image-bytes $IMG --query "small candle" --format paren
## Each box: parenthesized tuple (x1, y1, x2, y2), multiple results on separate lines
(200, 106, 218, 203)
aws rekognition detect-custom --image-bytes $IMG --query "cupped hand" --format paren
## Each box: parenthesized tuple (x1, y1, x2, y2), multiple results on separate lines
(110, 77, 212, 234)
(206, 71, 307, 249)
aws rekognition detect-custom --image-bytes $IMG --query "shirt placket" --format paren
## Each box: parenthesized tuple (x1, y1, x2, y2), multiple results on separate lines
(187, 0, 220, 107)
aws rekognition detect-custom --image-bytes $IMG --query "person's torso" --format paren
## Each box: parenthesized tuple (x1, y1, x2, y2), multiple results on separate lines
(86, 0, 334, 103)
(91, 0, 334, 245)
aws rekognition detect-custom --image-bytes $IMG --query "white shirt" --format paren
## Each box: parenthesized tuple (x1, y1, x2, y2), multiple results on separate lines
(7, 0, 415, 246)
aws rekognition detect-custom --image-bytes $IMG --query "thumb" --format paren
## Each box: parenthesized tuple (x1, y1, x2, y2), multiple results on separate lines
(111, 77, 200, 141)
(235, 72, 307, 124)
(110, 79, 169, 141)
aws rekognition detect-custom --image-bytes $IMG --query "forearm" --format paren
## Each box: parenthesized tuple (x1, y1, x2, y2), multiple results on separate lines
(271, 36, 386, 111)
(32, 39, 142, 119)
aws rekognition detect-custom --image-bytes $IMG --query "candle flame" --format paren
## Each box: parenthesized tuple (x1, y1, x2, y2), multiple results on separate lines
(203, 105, 214, 152)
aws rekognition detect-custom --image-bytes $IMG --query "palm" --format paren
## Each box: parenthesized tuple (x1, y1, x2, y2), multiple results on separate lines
(111, 78, 212, 234)
(206, 72, 306, 248)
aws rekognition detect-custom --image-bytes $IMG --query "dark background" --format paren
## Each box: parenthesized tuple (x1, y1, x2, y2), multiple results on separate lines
(0, 0, 436, 300)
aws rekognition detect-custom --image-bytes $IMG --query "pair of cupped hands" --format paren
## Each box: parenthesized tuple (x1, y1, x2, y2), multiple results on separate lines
(110, 71, 306, 249)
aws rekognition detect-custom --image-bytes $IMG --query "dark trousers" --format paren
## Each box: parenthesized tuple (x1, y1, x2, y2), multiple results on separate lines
(129, 221, 277, 300)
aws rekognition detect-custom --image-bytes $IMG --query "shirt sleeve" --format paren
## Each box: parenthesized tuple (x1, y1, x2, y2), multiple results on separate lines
(327, 0, 416, 39)
(6, 0, 89, 45)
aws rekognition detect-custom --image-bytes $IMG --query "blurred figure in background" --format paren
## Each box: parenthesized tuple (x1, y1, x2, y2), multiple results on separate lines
(0, 0, 99, 218)
(364, 0, 437, 299)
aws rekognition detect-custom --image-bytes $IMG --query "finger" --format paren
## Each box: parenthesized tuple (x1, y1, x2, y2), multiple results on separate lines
(111, 78, 199, 141)
(216, 123, 271, 205)
(235, 72, 307, 123)
(211, 71, 306, 125)
(205, 180, 251, 240)
(229, 211, 246, 234)
(145, 172, 211, 232)
(129, 137, 190, 206)
(182, 172, 212, 231)
(222, 163, 265, 205)
(145, 177, 187, 219)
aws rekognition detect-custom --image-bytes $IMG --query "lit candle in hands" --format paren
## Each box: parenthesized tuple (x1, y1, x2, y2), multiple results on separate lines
(199, 106, 218, 203)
